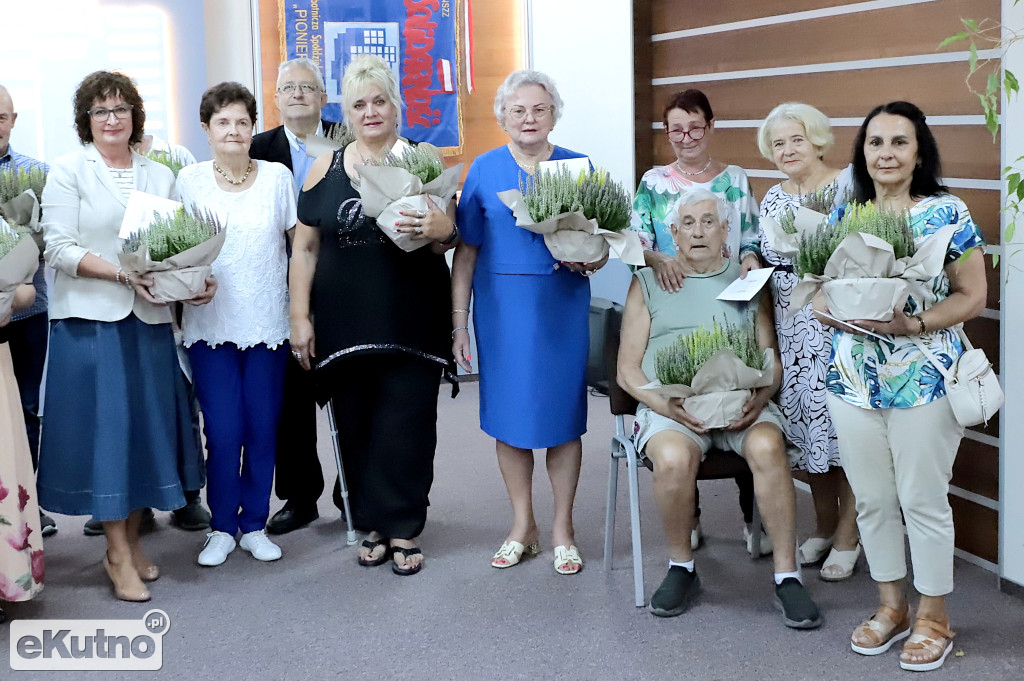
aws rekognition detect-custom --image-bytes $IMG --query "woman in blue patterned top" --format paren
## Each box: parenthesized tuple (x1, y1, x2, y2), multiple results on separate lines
(813, 101, 987, 672)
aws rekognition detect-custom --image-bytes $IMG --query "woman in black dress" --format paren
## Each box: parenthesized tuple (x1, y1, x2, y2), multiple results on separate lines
(288, 54, 458, 576)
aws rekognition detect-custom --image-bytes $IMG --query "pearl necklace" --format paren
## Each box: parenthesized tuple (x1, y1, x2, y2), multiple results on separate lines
(214, 160, 253, 185)
(675, 157, 713, 176)
(508, 142, 553, 173)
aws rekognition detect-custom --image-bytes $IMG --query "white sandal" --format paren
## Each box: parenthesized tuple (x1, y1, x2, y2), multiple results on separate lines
(819, 543, 861, 581)
(491, 540, 540, 568)
(798, 536, 833, 565)
(553, 544, 582, 575)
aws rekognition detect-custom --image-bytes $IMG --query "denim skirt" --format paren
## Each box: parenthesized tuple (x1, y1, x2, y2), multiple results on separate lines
(37, 315, 204, 520)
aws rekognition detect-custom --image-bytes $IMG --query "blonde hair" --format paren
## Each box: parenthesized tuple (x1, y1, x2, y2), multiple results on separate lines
(757, 102, 834, 161)
(342, 54, 402, 115)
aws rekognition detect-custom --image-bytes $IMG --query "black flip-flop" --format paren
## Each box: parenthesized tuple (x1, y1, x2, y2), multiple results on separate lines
(357, 538, 391, 567)
(391, 546, 423, 576)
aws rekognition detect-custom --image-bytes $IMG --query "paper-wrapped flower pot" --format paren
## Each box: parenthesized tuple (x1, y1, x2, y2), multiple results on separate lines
(148, 265, 213, 302)
(683, 390, 751, 430)
(822, 277, 909, 322)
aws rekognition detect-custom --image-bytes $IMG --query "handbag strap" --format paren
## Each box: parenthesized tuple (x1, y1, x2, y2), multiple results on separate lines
(907, 333, 957, 383)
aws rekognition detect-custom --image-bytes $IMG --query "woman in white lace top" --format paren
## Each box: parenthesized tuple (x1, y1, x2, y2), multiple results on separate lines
(176, 83, 296, 568)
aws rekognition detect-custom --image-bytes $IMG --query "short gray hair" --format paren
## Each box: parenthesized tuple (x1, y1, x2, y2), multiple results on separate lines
(278, 58, 326, 92)
(757, 102, 834, 161)
(493, 69, 564, 125)
(666, 188, 730, 231)
(342, 54, 402, 115)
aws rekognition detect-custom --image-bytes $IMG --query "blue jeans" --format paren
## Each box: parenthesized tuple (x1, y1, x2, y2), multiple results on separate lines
(187, 342, 287, 535)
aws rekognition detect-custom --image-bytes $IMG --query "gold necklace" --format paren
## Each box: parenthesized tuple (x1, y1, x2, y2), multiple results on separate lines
(214, 160, 252, 185)
(508, 142, 553, 172)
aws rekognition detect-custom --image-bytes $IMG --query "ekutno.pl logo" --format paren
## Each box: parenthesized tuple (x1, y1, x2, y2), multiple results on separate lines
(9, 609, 170, 671)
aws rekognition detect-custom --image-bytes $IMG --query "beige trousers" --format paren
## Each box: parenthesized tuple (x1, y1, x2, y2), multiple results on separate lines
(827, 395, 963, 596)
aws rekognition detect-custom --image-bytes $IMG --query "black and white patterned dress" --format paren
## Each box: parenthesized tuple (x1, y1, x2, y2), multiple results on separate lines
(758, 166, 852, 473)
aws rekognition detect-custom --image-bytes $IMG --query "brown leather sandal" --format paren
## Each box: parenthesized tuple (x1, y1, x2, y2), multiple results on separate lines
(899, 615, 956, 672)
(850, 604, 911, 656)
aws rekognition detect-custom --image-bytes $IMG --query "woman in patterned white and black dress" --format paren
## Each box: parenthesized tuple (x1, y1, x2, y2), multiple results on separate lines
(756, 102, 860, 581)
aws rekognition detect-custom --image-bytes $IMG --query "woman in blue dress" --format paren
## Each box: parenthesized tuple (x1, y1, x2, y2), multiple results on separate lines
(452, 70, 606, 575)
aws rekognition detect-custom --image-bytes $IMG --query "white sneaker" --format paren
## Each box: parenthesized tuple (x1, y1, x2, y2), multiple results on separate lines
(690, 521, 703, 551)
(239, 529, 282, 562)
(198, 531, 236, 566)
(744, 524, 773, 557)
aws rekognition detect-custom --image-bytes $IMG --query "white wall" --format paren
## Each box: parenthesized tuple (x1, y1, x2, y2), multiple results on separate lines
(1000, 0, 1024, 588)
(1, 0, 210, 163)
(527, 0, 635, 304)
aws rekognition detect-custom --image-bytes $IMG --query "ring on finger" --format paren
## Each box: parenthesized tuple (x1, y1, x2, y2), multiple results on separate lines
(416, 210, 427, 218)
(414, 226, 423, 235)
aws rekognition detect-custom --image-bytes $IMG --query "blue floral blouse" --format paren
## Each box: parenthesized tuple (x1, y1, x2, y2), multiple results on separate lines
(826, 194, 985, 410)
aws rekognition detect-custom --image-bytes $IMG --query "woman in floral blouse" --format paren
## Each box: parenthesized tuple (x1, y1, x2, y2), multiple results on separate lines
(814, 101, 987, 673)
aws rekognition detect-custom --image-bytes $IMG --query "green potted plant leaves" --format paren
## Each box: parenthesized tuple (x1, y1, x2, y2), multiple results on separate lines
(639, 317, 775, 429)
(355, 141, 463, 252)
(0, 219, 40, 319)
(497, 164, 644, 266)
(119, 206, 226, 302)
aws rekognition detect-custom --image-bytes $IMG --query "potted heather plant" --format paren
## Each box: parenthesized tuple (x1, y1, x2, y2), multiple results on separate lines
(0, 165, 46, 234)
(355, 141, 463, 252)
(787, 201, 958, 322)
(760, 182, 848, 256)
(497, 165, 644, 266)
(303, 123, 356, 161)
(119, 206, 226, 302)
(0, 218, 40, 320)
(640, 317, 775, 429)
(145, 149, 191, 178)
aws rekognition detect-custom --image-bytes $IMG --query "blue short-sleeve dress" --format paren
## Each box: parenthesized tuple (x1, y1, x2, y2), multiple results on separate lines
(458, 145, 590, 449)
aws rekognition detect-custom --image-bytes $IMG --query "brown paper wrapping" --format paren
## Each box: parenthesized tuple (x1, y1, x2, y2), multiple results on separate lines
(355, 163, 463, 252)
(0, 190, 41, 232)
(119, 229, 226, 302)
(496, 188, 645, 266)
(639, 349, 775, 429)
(789, 223, 958, 321)
(0, 235, 41, 320)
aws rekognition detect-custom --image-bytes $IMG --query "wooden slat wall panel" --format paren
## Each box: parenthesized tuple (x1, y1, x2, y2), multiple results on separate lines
(652, 0, 997, 78)
(964, 316, 1000, 374)
(635, 0, 654, 187)
(259, 0, 283, 130)
(645, 0, 1003, 568)
(653, 0, 869, 34)
(950, 496, 999, 564)
(653, 127, 1001, 182)
(955, 439, 1000, 500)
(651, 62, 1000, 121)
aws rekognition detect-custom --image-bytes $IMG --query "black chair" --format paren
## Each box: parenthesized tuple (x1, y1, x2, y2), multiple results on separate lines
(588, 298, 763, 608)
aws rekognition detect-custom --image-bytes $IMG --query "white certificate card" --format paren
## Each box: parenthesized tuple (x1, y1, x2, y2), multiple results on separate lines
(716, 267, 775, 302)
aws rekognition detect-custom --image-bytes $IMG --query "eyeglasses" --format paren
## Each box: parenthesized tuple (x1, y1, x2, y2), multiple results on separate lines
(277, 83, 321, 95)
(88, 105, 132, 122)
(506, 106, 552, 122)
(666, 124, 708, 142)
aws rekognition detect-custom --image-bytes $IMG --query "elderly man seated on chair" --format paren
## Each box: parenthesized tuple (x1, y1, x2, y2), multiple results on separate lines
(617, 188, 822, 628)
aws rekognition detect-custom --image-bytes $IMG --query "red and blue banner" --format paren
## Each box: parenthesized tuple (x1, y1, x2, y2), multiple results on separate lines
(281, 0, 462, 150)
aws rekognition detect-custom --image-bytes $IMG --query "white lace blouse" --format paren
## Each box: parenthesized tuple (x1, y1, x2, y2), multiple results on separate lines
(177, 160, 296, 350)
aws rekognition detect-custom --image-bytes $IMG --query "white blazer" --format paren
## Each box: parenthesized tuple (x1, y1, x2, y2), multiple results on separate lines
(42, 144, 176, 324)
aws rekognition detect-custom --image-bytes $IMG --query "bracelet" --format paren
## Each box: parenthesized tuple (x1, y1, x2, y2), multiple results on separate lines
(913, 314, 926, 334)
(440, 224, 459, 245)
(452, 325, 469, 337)
(115, 267, 123, 284)
(452, 308, 469, 315)
(124, 272, 133, 289)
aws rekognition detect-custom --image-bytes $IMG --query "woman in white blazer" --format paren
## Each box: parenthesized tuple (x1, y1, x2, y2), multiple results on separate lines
(38, 71, 215, 603)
